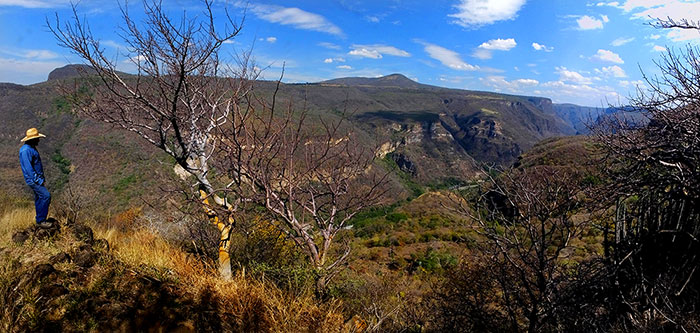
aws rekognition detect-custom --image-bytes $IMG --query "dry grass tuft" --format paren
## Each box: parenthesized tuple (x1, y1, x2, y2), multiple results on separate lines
(0, 208, 34, 247)
(93, 226, 345, 332)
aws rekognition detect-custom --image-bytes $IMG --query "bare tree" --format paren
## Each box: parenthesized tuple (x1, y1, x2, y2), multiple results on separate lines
(452, 165, 595, 332)
(592, 39, 700, 331)
(215, 93, 389, 293)
(50, 0, 254, 278)
(49, 1, 388, 287)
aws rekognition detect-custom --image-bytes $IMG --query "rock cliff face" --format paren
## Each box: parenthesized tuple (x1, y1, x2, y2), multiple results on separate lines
(286, 75, 577, 184)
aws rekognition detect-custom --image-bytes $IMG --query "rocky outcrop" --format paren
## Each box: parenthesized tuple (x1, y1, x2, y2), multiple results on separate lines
(47, 64, 97, 81)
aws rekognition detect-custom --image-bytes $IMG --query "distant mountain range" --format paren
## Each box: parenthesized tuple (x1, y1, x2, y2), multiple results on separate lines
(0, 65, 623, 206)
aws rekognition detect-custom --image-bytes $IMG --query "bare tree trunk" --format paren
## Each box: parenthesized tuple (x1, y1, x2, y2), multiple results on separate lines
(200, 189, 234, 279)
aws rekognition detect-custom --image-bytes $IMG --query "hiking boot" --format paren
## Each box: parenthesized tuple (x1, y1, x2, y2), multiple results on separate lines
(37, 221, 54, 229)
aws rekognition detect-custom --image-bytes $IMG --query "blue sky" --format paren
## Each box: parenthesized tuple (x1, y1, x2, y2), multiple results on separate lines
(1, 0, 700, 106)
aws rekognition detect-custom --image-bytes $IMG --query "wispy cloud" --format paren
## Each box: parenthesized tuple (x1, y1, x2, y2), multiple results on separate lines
(0, 0, 69, 8)
(591, 49, 624, 63)
(604, 1, 700, 42)
(336, 65, 352, 70)
(652, 45, 667, 52)
(323, 57, 345, 63)
(1, 48, 59, 60)
(576, 15, 604, 30)
(480, 75, 539, 93)
(611, 37, 634, 46)
(418, 41, 478, 71)
(0, 57, 66, 84)
(540, 80, 621, 106)
(348, 44, 410, 59)
(596, 65, 626, 78)
(556, 66, 593, 84)
(449, 0, 526, 28)
(247, 3, 343, 36)
(531, 42, 553, 52)
(667, 29, 700, 42)
(318, 42, 341, 50)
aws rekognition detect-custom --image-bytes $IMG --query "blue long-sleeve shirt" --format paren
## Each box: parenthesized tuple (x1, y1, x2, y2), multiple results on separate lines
(19, 144, 45, 185)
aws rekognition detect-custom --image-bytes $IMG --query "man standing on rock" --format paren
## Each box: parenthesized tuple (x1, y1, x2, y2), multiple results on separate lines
(19, 128, 53, 228)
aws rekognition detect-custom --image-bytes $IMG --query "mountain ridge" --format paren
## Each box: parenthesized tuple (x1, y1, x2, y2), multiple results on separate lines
(0, 66, 596, 204)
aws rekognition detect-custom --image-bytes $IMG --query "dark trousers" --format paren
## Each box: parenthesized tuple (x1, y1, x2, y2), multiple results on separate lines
(28, 183, 51, 223)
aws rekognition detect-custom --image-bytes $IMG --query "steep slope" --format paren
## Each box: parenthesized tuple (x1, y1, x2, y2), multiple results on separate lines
(0, 77, 176, 212)
(552, 103, 607, 134)
(253, 75, 576, 182)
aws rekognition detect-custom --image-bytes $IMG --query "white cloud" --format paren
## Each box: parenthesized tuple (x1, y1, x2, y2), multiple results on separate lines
(531, 42, 553, 52)
(608, 1, 700, 42)
(318, 42, 341, 50)
(473, 38, 516, 59)
(266, 37, 277, 43)
(0, 0, 68, 8)
(620, 0, 700, 20)
(23, 49, 59, 60)
(0, 57, 66, 84)
(556, 66, 593, 84)
(420, 42, 479, 71)
(619, 79, 646, 89)
(652, 45, 667, 52)
(366, 15, 380, 23)
(611, 37, 635, 46)
(101, 40, 124, 49)
(592, 49, 624, 63)
(348, 44, 411, 59)
(248, 4, 343, 36)
(667, 29, 700, 42)
(336, 65, 352, 70)
(540, 80, 622, 105)
(577, 15, 604, 30)
(648, 34, 661, 40)
(349, 48, 381, 59)
(472, 49, 491, 60)
(597, 65, 627, 77)
(478, 38, 517, 50)
(449, 0, 526, 28)
(601, 14, 610, 22)
(323, 57, 345, 63)
(1, 48, 59, 60)
(480, 75, 539, 92)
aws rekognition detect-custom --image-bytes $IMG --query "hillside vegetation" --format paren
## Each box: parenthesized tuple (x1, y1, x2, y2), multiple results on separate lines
(0, 193, 345, 332)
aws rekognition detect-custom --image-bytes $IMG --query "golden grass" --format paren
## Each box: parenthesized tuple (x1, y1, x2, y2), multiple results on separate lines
(0, 208, 34, 247)
(0, 199, 345, 331)
(93, 226, 345, 332)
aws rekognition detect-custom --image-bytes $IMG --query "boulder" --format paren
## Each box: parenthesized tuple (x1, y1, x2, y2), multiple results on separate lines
(71, 224, 94, 244)
(31, 263, 56, 282)
(12, 230, 30, 244)
(40, 283, 68, 298)
(73, 249, 97, 268)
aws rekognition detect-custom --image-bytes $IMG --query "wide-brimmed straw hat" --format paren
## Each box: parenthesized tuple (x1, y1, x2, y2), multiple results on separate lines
(20, 128, 46, 142)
